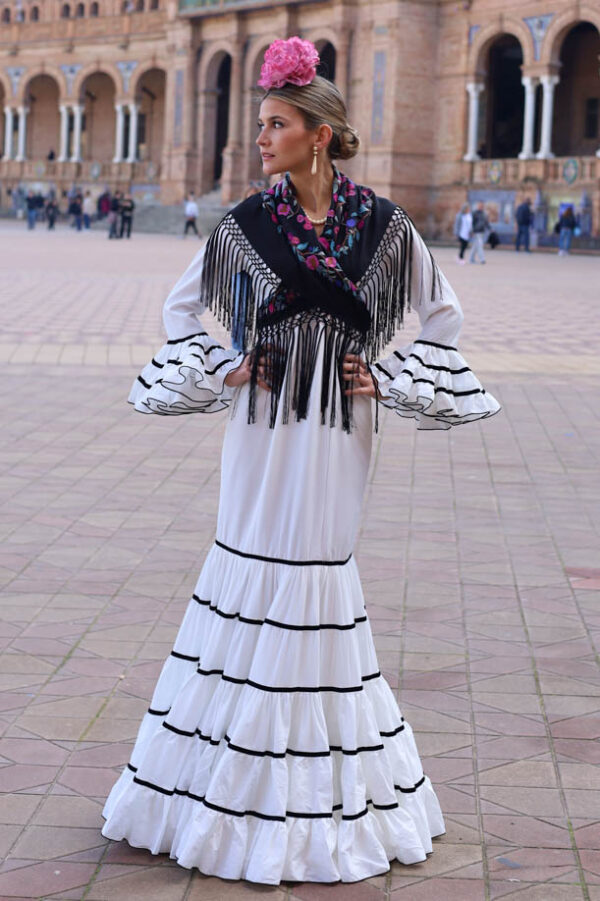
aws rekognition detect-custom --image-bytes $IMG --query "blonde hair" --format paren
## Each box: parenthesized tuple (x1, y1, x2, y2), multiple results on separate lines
(264, 75, 360, 160)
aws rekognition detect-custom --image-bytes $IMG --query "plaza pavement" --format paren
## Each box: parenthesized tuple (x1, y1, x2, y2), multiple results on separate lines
(0, 221, 599, 901)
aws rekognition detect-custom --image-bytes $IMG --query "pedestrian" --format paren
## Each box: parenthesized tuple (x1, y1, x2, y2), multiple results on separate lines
(45, 196, 59, 230)
(515, 197, 533, 252)
(183, 191, 201, 237)
(82, 191, 95, 230)
(70, 193, 83, 231)
(469, 201, 489, 264)
(557, 205, 576, 256)
(25, 190, 37, 230)
(107, 191, 121, 239)
(98, 189, 111, 220)
(102, 37, 500, 885)
(454, 202, 472, 264)
(119, 193, 135, 239)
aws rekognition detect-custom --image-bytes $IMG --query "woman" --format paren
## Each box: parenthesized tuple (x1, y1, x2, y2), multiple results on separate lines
(102, 37, 500, 884)
(557, 205, 576, 256)
(454, 203, 472, 264)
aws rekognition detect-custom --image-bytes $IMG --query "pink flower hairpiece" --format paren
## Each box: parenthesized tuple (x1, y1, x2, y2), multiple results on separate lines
(258, 37, 320, 90)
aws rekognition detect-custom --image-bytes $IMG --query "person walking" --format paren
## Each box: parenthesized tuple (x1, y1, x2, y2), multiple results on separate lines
(45, 196, 59, 230)
(119, 193, 135, 239)
(101, 37, 500, 885)
(183, 191, 201, 237)
(454, 203, 472, 264)
(82, 191, 95, 230)
(25, 191, 37, 230)
(557, 205, 576, 256)
(107, 191, 121, 239)
(71, 194, 83, 231)
(515, 197, 533, 252)
(469, 201, 489, 264)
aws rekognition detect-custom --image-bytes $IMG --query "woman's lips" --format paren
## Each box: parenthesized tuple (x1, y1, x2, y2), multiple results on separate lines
(261, 153, 275, 160)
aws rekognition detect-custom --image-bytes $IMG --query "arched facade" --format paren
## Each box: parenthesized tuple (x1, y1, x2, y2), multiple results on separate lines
(24, 74, 61, 160)
(134, 67, 166, 164)
(79, 71, 117, 161)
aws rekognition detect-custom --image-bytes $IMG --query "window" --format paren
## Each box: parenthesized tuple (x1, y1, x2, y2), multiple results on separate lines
(584, 98, 599, 140)
(76, 2, 85, 16)
(61, 3, 71, 17)
(150, 0, 158, 8)
(30, 5, 39, 19)
(1, 7, 10, 22)
(136, 0, 144, 10)
(90, 1, 99, 14)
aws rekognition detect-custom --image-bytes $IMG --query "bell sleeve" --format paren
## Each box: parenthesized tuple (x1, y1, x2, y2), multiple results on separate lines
(369, 221, 501, 430)
(128, 245, 244, 415)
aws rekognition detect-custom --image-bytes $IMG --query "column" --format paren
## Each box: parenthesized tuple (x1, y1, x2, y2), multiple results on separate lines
(113, 102, 125, 163)
(70, 104, 83, 162)
(463, 82, 484, 162)
(58, 103, 70, 162)
(2, 106, 14, 160)
(221, 46, 245, 202)
(15, 105, 28, 162)
(519, 76, 538, 160)
(536, 74, 559, 160)
(126, 102, 138, 163)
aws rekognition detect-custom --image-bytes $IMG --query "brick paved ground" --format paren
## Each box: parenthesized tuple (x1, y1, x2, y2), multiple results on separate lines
(1, 222, 599, 901)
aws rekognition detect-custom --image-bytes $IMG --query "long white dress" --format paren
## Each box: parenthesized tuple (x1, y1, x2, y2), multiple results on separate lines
(101, 225, 499, 883)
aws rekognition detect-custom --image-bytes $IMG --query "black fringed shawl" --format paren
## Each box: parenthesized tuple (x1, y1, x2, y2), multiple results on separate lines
(200, 170, 440, 432)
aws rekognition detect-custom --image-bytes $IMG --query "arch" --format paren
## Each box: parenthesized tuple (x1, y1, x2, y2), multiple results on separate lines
(552, 21, 600, 156)
(128, 58, 169, 98)
(545, 7, 600, 66)
(197, 48, 233, 189)
(134, 67, 166, 164)
(80, 70, 117, 161)
(72, 63, 120, 101)
(18, 66, 68, 104)
(1, 7, 11, 23)
(315, 39, 336, 82)
(30, 5, 40, 21)
(135, 0, 144, 10)
(61, 3, 71, 18)
(149, 0, 159, 8)
(480, 34, 525, 159)
(76, 2, 85, 16)
(243, 37, 278, 187)
(90, 1, 99, 14)
(471, 20, 534, 74)
(23, 74, 61, 161)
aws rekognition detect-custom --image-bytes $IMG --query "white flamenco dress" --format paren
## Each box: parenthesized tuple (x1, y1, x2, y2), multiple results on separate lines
(101, 231, 500, 883)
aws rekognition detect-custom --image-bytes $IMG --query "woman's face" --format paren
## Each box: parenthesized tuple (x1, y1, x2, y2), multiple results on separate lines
(256, 97, 316, 177)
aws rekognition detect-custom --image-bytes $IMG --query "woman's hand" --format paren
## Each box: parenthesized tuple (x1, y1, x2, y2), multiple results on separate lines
(342, 354, 377, 397)
(224, 354, 272, 392)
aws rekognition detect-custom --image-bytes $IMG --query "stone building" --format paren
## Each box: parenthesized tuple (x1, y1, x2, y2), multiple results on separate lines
(0, 0, 599, 238)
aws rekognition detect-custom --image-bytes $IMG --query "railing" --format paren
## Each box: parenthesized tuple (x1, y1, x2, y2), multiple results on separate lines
(179, 0, 316, 14)
(0, 10, 165, 45)
(468, 156, 598, 187)
(0, 159, 161, 182)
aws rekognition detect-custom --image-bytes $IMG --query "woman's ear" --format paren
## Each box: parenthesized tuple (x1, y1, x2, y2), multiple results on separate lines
(316, 123, 333, 151)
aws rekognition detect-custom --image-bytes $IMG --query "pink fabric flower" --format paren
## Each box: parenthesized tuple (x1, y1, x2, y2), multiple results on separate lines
(288, 234, 300, 245)
(258, 37, 320, 90)
(325, 257, 337, 268)
(306, 255, 319, 270)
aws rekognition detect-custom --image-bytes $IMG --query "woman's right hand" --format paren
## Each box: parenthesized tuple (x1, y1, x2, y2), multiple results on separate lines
(224, 354, 271, 392)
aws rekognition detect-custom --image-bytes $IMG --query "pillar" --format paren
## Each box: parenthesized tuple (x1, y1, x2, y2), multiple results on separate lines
(113, 102, 125, 162)
(70, 103, 83, 162)
(463, 82, 484, 162)
(221, 45, 245, 203)
(536, 74, 559, 160)
(519, 76, 538, 160)
(58, 103, 70, 162)
(15, 105, 28, 162)
(2, 106, 14, 160)
(126, 101, 139, 163)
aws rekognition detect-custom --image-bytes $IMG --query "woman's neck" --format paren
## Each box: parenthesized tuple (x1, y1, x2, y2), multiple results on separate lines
(289, 163, 335, 218)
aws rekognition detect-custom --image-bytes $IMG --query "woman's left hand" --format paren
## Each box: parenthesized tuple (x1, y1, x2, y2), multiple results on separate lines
(342, 354, 377, 397)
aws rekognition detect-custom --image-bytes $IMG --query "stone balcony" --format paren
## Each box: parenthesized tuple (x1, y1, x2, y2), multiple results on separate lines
(0, 10, 166, 48)
(178, 0, 318, 16)
(466, 155, 598, 188)
(0, 158, 161, 184)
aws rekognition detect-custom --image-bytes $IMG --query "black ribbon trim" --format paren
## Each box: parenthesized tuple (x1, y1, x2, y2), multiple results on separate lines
(194, 667, 381, 693)
(204, 358, 234, 376)
(137, 375, 151, 389)
(166, 331, 207, 345)
(170, 650, 199, 662)
(129, 774, 428, 820)
(191, 593, 367, 632)
(415, 339, 458, 351)
(215, 539, 352, 568)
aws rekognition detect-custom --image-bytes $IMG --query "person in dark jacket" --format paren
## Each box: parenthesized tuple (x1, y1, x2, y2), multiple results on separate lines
(46, 197, 59, 230)
(108, 191, 121, 239)
(557, 205, 576, 256)
(469, 202, 489, 264)
(515, 198, 533, 252)
(119, 194, 135, 239)
(25, 191, 37, 230)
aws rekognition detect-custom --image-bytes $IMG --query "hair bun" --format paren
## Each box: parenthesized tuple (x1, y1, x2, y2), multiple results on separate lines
(332, 125, 360, 160)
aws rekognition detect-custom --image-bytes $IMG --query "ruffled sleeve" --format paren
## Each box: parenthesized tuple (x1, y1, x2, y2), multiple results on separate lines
(369, 220, 500, 430)
(128, 245, 244, 415)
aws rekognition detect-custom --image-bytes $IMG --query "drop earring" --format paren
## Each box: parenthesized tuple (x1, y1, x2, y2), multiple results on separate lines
(311, 146, 318, 176)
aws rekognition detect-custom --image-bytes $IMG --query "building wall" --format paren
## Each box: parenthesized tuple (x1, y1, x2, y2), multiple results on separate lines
(1, 0, 599, 236)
